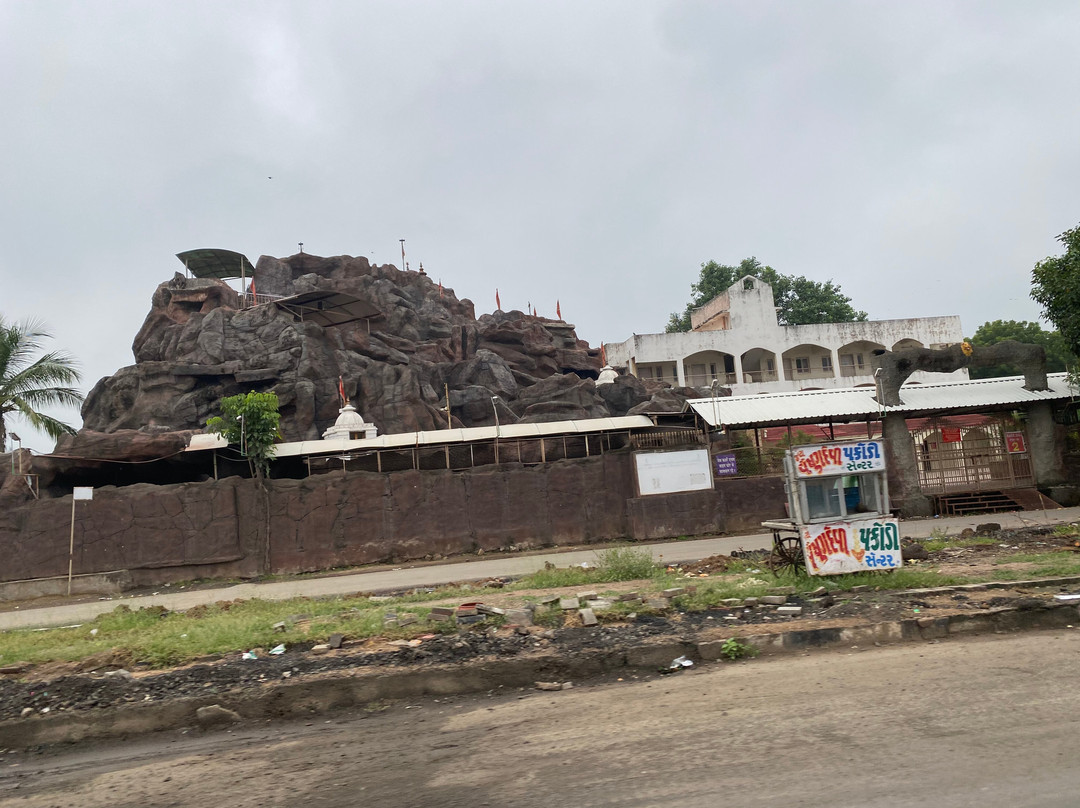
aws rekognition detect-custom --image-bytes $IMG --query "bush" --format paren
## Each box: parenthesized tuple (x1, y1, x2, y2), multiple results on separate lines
(595, 546, 658, 582)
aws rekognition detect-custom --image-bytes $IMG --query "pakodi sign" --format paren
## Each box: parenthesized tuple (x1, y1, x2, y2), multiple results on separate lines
(791, 441, 885, 478)
(801, 517, 901, 575)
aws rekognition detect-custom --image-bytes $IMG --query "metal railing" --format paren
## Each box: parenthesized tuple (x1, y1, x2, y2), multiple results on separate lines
(240, 292, 284, 309)
(913, 424, 1034, 494)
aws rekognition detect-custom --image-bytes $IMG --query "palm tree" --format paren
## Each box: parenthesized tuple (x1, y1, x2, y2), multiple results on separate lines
(0, 316, 84, 450)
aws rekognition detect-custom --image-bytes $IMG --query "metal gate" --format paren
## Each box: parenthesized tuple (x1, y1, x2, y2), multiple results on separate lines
(911, 417, 1033, 494)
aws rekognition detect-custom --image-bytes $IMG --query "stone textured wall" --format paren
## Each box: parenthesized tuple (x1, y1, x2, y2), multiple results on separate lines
(0, 455, 786, 586)
(627, 476, 786, 540)
(0, 478, 258, 584)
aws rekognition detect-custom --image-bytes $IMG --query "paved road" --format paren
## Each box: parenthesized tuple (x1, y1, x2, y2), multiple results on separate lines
(2, 506, 1076, 631)
(3, 629, 1079, 807)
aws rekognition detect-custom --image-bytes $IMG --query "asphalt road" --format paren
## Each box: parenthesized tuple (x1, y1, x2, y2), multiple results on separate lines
(3, 629, 1079, 807)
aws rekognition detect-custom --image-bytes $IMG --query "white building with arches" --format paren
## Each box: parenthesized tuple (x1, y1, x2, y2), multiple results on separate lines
(605, 276, 965, 394)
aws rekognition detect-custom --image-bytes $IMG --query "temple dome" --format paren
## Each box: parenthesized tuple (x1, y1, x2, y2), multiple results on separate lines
(322, 404, 378, 440)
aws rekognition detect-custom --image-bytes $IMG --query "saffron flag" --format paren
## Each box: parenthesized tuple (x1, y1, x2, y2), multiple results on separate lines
(556, 300, 561, 319)
(600, 343, 607, 365)
(496, 289, 501, 310)
(338, 376, 346, 407)
(439, 280, 443, 299)
(250, 279, 256, 297)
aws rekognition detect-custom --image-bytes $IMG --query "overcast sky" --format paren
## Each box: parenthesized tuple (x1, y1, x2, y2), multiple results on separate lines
(4, 1, 1080, 451)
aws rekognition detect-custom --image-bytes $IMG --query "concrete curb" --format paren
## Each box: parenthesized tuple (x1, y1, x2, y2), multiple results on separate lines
(2, 601, 1077, 750)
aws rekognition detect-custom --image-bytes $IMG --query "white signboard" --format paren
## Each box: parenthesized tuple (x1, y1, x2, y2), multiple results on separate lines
(791, 440, 885, 478)
(801, 516, 901, 575)
(72, 487, 94, 501)
(634, 449, 713, 496)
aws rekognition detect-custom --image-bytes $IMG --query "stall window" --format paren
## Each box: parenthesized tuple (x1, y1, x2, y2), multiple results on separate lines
(842, 474, 882, 515)
(804, 477, 843, 520)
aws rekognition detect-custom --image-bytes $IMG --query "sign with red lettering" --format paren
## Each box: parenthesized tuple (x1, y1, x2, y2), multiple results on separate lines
(801, 517, 901, 575)
(1005, 432, 1026, 454)
(940, 428, 962, 443)
(790, 441, 885, 478)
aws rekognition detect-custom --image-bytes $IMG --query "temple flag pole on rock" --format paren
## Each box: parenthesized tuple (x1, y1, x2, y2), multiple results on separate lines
(601, 342, 606, 365)
(439, 280, 443, 299)
(338, 376, 347, 407)
(496, 289, 501, 310)
(556, 300, 561, 320)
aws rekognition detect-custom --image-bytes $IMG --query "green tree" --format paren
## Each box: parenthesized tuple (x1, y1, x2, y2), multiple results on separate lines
(666, 257, 867, 332)
(206, 391, 281, 479)
(966, 320, 1075, 379)
(1032, 223, 1080, 356)
(0, 316, 83, 450)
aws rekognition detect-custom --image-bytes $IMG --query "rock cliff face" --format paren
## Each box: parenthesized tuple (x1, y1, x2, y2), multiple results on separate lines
(79, 254, 696, 443)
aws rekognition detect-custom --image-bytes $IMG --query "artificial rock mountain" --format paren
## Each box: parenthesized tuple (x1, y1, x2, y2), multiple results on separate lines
(74, 253, 699, 451)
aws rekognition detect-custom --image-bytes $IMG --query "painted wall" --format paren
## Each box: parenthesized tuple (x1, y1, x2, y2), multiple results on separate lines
(608, 276, 966, 392)
(0, 456, 787, 587)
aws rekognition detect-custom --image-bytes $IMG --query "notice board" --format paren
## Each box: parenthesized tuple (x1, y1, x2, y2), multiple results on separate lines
(634, 449, 713, 496)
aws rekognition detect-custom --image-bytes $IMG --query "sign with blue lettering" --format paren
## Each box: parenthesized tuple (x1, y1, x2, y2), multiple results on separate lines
(791, 440, 886, 478)
(801, 517, 901, 575)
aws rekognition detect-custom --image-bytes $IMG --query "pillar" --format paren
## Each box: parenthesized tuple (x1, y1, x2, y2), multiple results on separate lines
(882, 412, 933, 517)
(1027, 401, 1066, 488)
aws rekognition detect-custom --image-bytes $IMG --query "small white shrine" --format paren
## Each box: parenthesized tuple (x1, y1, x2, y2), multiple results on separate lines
(596, 365, 618, 386)
(321, 403, 378, 441)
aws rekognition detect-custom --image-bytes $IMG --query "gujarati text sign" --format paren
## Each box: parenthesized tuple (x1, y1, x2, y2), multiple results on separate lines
(791, 441, 885, 478)
(801, 517, 901, 576)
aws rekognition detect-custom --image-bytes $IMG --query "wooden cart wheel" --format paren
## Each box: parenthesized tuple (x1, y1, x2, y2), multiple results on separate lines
(769, 536, 806, 575)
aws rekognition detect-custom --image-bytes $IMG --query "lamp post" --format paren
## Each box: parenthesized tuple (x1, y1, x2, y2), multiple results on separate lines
(491, 396, 501, 464)
(9, 432, 21, 475)
(710, 378, 721, 435)
(236, 414, 246, 457)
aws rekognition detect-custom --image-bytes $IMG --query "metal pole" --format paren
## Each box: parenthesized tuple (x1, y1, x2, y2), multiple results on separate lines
(445, 383, 452, 429)
(400, 239, 406, 271)
(67, 496, 76, 596)
(240, 256, 247, 309)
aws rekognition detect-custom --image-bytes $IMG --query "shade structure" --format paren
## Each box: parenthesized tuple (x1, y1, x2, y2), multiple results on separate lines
(273, 290, 381, 328)
(176, 249, 255, 280)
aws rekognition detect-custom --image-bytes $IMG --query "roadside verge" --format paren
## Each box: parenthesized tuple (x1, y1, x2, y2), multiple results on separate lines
(2, 598, 1075, 750)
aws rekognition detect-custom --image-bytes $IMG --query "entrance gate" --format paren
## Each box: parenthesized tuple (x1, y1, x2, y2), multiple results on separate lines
(911, 417, 1035, 513)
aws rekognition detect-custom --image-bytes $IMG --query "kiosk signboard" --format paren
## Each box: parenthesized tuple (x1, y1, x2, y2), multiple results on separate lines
(790, 440, 886, 478)
(801, 516, 901, 575)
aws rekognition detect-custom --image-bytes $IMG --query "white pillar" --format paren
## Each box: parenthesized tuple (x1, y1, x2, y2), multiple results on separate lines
(676, 359, 686, 387)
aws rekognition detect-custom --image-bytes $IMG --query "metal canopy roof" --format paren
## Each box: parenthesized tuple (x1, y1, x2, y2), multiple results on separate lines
(273, 415, 656, 458)
(274, 291, 380, 328)
(176, 249, 255, 280)
(185, 415, 658, 456)
(687, 373, 1076, 430)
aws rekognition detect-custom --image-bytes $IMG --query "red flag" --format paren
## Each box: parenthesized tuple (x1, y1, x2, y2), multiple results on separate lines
(496, 289, 501, 310)
(533, 306, 537, 317)
(556, 300, 562, 319)
(338, 376, 346, 407)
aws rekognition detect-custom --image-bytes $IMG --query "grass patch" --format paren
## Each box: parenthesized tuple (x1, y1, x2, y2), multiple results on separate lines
(921, 536, 999, 553)
(5, 537, 1080, 671)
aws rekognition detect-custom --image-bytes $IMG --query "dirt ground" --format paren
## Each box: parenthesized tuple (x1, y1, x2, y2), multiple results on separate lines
(1, 524, 1078, 725)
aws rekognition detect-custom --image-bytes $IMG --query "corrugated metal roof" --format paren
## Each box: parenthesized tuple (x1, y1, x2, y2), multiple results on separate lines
(187, 415, 658, 457)
(688, 373, 1075, 429)
(274, 415, 656, 457)
(176, 248, 254, 280)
